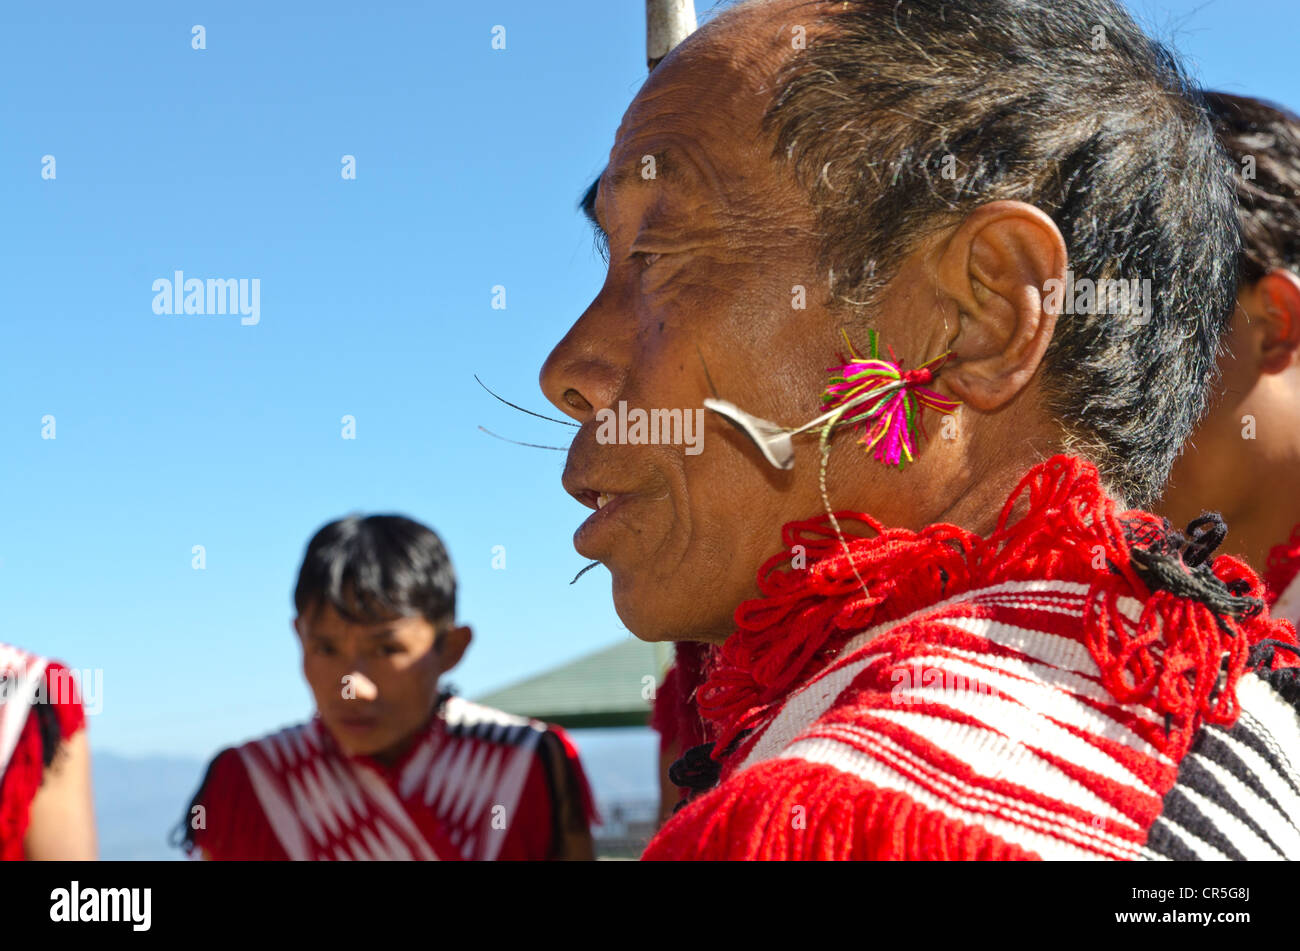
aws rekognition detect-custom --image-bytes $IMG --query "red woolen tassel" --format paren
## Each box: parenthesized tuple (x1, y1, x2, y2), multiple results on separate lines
(642, 758, 1040, 861)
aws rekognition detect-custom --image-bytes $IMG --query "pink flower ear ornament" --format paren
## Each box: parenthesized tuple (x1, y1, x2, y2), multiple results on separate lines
(704, 329, 962, 471)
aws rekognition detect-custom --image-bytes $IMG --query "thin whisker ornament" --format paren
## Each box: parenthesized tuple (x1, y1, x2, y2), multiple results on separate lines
(476, 426, 570, 451)
(474, 375, 580, 427)
(696, 345, 722, 400)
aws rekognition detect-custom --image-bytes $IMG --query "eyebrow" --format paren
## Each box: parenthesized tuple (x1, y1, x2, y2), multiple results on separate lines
(578, 150, 686, 255)
(580, 175, 609, 261)
(306, 627, 397, 641)
(580, 176, 603, 235)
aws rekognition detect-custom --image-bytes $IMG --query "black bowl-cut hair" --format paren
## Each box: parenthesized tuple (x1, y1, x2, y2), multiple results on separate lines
(293, 514, 456, 626)
(1203, 91, 1300, 284)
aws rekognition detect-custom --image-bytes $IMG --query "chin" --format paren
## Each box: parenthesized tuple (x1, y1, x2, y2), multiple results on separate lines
(321, 721, 396, 758)
(613, 576, 730, 644)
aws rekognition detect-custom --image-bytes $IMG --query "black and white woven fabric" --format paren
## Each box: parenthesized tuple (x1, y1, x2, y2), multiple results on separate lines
(1147, 669, 1300, 859)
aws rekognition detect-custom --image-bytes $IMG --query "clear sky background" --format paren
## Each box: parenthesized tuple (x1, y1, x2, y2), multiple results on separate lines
(2, 0, 1297, 761)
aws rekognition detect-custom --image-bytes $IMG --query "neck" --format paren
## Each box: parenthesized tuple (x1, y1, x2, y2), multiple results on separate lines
(1162, 375, 1300, 568)
(917, 400, 1070, 536)
(368, 736, 415, 768)
(931, 454, 1046, 537)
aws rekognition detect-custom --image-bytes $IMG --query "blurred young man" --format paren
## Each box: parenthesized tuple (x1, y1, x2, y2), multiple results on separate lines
(0, 644, 96, 860)
(1162, 92, 1300, 626)
(180, 515, 595, 861)
(1142, 93, 1300, 858)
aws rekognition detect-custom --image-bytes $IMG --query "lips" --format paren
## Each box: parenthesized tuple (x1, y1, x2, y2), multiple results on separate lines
(571, 488, 627, 511)
(574, 492, 637, 552)
(335, 714, 380, 732)
(562, 464, 638, 511)
(563, 460, 638, 551)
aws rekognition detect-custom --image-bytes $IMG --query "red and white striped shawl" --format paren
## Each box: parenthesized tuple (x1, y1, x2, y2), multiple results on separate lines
(0, 644, 50, 782)
(643, 455, 1300, 861)
(226, 698, 551, 861)
(0, 643, 88, 860)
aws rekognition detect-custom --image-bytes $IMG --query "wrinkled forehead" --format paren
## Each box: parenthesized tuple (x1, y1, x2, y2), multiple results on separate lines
(601, 15, 800, 204)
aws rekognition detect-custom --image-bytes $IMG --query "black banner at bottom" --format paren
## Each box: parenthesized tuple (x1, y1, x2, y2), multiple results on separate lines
(0, 858, 1279, 938)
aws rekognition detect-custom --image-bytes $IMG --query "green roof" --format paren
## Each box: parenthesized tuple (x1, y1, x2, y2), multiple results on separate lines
(474, 638, 675, 729)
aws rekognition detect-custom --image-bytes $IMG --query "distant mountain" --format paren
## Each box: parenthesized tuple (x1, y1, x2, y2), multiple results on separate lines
(89, 727, 658, 860)
(92, 751, 206, 861)
(566, 727, 659, 804)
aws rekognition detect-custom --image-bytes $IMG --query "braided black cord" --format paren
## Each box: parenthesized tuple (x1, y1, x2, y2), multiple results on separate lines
(1126, 512, 1263, 621)
(668, 730, 753, 813)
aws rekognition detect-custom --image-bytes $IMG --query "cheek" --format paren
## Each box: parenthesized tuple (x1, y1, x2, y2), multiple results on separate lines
(301, 654, 337, 701)
(660, 457, 784, 592)
(386, 652, 439, 703)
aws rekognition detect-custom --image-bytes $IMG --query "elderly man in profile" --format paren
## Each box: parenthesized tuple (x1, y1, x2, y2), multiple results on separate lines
(542, 0, 1300, 860)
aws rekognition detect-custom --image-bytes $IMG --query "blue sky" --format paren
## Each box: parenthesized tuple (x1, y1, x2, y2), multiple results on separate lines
(2, 0, 1297, 760)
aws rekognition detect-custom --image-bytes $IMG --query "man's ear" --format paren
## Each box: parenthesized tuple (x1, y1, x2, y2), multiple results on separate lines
(292, 616, 304, 640)
(1254, 268, 1300, 374)
(933, 200, 1067, 411)
(435, 624, 472, 674)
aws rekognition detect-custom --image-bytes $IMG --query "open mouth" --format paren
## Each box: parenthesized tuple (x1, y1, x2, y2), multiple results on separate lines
(570, 487, 638, 554)
(572, 488, 623, 511)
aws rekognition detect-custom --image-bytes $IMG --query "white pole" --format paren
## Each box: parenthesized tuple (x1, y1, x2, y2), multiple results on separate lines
(646, 0, 698, 71)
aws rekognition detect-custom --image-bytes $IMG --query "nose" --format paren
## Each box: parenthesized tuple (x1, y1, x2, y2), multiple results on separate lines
(539, 295, 629, 424)
(343, 670, 378, 702)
